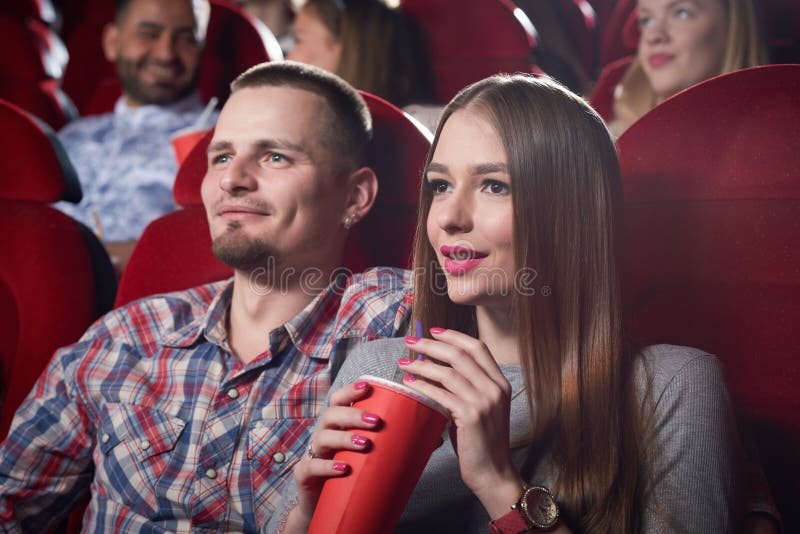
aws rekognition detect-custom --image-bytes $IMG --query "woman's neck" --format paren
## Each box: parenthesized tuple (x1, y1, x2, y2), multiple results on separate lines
(475, 305, 520, 364)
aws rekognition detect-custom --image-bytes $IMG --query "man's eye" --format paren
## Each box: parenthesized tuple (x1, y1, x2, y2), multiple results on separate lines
(427, 179, 451, 195)
(675, 7, 692, 19)
(267, 153, 290, 165)
(212, 154, 231, 165)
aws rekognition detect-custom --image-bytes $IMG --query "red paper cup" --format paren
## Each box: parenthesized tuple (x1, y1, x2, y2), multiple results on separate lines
(308, 375, 449, 534)
(171, 128, 210, 164)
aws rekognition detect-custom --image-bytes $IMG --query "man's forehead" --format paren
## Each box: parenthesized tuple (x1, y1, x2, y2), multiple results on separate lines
(122, 0, 198, 28)
(214, 86, 329, 152)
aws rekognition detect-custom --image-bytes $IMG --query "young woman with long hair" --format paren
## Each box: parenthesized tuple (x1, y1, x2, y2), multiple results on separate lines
(268, 73, 772, 533)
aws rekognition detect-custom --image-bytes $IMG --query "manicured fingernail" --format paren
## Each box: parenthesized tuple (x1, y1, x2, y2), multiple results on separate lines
(353, 381, 368, 390)
(429, 327, 445, 335)
(404, 336, 419, 344)
(361, 412, 380, 424)
(398, 358, 412, 365)
(332, 462, 348, 472)
(351, 434, 369, 446)
(403, 374, 417, 382)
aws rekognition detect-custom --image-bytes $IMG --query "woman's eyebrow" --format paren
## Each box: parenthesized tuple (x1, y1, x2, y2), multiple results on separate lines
(473, 162, 508, 175)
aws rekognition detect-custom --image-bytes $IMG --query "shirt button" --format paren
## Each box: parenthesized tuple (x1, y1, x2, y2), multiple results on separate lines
(227, 388, 239, 399)
(140, 439, 151, 450)
(205, 468, 218, 480)
(273, 452, 286, 464)
(101, 433, 110, 444)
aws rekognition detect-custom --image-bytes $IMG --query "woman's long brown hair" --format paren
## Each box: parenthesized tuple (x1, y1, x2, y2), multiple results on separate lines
(410, 74, 648, 532)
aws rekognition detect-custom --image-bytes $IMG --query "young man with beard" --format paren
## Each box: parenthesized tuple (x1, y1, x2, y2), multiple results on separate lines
(0, 61, 412, 532)
(56, 0, 217, 269)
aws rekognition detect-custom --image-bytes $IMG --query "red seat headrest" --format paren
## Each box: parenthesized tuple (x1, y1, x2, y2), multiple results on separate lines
(0, 99, 81, 203)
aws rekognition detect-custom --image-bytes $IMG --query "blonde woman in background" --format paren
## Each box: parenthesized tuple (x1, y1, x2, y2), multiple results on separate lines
(610, 0, 767, 136)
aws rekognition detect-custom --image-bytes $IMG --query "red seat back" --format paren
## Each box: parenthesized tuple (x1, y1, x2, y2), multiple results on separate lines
(401, 0, 539, 104)
(115, 91, 431, 307)
(63, 0, 280, 116)
(0, 0, 59, 27)
(588, 55, 633, 121)
(0, 78, 77, 130)
(0, 100, 116, 439)
(618, 65, 800, 529)
(0, 15, 67, 82)
(599, 0, 636, 67)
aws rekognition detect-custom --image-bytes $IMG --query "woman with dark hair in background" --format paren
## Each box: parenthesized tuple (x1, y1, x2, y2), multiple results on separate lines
(287, 0, 433, 108)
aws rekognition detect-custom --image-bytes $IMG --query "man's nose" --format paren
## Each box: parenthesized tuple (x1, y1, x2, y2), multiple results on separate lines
(151, 32, 179, 62)
(220, 159, 258, 194)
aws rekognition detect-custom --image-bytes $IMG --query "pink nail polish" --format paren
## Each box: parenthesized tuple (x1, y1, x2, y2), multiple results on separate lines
(332, 462, 348, 472)
(429, 327, 445, 335)
(404, 336, 419, 344)
(361, 412, 380, 424)
(398, 358, 412, 365)
(403, 374, 417, 382)
(351, 434, 369, 446)
(353, 381, 368, 390)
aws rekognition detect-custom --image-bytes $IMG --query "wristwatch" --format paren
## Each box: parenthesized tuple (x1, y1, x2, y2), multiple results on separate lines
(517, 484, 559, 529)
(490, 483, 559, 532)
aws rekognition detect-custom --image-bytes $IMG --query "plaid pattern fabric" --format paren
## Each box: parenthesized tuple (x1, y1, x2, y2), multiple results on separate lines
(0, 267, 412, 533)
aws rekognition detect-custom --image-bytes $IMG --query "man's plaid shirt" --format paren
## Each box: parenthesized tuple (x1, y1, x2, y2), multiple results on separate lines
(0, 267, 412, 533)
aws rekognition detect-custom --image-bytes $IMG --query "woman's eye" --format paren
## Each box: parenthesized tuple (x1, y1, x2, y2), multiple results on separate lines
(427, 179, 451, 195)
(481, 179, 510, 195)
(638, 15, 652, 28)
(675, 7, 693, 19)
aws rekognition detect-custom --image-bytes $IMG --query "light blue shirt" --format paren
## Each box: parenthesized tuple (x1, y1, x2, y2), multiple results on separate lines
(55, 92, 218, 242)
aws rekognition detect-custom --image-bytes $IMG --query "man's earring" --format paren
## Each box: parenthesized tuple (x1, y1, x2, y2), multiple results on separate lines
(343, 213, 358, 229)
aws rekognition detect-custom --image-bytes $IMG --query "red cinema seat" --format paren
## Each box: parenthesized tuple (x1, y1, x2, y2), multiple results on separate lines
(588, 54, 634, 121)
(599, 0, 636, 67)
(64, 0, 281, 116)
(0, 99, 117, 439)
(0, 15, 67, 82)
(0, 0, 59, 27)
(401, 0, 539, 104)
(0, 77, 77, 130)
(618, 65, 800, 530)
(114, 91, 432, 307)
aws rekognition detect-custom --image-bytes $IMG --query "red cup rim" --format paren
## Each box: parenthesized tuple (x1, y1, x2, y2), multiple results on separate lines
(356, 375, 450, 419)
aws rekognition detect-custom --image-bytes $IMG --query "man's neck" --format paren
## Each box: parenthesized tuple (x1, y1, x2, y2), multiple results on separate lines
(226, 267, 336, 363)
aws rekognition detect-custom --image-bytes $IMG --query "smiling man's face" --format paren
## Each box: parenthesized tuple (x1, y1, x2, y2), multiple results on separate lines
(201, 85, 352, 275)
(103, 0, 202, 107)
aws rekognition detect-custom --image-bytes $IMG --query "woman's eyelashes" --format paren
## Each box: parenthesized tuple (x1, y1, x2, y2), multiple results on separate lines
(426, 177, 511, 196)
(480, 179, 510, 196)
(427, 178, 452, 195)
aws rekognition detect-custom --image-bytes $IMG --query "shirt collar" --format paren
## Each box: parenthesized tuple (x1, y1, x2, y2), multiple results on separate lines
(160, 278, 234, 349)
(159, 271, 353, 361)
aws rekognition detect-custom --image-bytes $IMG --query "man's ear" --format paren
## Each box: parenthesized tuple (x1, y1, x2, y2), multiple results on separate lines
(344, 167, 378, 224)
(102, 23, 120, 63)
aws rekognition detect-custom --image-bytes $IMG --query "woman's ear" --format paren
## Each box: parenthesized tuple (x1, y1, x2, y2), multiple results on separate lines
(343, 166, 378, 225)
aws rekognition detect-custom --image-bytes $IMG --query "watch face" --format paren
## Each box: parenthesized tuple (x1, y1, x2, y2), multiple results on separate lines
(526, 487, 559, 528)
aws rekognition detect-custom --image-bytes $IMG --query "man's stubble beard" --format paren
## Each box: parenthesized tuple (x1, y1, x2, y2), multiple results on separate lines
(117, 56, 199, 106)
(211, 222, 276, 273)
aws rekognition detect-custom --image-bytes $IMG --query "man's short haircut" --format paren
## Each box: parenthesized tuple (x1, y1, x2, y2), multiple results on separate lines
(230, 60, 373, 174)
